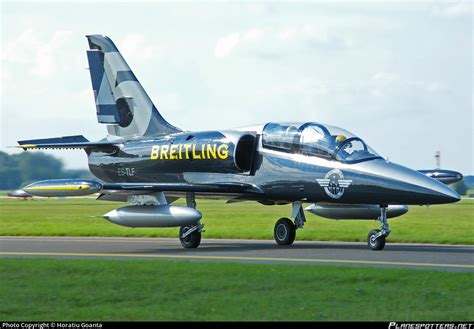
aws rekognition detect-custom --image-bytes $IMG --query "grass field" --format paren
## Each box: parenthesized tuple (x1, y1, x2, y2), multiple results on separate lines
(0, 197, 473, 244)
(0, 258, 472, 321)
(1, 198, 473, 322)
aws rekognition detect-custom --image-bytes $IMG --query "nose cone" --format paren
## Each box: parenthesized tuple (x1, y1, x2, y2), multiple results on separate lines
(353, 159, 461, 205)
(426, 179, 461, 204)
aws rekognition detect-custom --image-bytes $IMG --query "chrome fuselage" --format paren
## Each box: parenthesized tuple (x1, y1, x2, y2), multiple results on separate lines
(87, 129, 460, 206)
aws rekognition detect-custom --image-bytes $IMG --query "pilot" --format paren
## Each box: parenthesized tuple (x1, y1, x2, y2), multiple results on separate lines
(335, 134, 351, 159)
(335, 134, 346, 144)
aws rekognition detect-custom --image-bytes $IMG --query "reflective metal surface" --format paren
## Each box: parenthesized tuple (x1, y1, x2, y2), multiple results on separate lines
(305, 203, 409, 220)
(23, 179, 102, 197)
(419, 169, 464, 185)
(103, 205, 202, 228)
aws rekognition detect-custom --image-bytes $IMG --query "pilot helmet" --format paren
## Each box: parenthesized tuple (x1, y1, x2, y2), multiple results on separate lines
(336, 134, 347, 143)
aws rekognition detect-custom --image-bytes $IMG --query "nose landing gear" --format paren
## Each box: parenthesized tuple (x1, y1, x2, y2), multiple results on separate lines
(367, 205, 391, 251)
(274, 202, 306, 246)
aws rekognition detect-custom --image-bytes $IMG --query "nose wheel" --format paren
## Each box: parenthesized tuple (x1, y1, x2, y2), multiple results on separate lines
(367, 205, 391, 251)
(368, 229, 386, 250)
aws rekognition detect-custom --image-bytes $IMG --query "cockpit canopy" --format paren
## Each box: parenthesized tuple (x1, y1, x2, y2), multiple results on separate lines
(262, 122, 381, 163)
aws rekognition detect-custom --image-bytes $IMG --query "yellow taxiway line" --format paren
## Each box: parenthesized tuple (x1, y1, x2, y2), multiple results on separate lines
(0, 251, 473, 269)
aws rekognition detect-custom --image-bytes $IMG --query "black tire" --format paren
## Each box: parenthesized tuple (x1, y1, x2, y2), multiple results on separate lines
(367, 229, 386, 251)
(274, 218, 296, 246)
(179, 226, 201, 249)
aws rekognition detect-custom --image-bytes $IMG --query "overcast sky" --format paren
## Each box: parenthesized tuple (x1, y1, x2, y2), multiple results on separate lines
(1, 1, 472, 175)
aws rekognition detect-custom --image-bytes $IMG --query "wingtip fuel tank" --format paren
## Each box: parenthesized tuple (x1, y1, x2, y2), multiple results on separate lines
(23, 179, 102, 197)
(418, 169, 464, 185)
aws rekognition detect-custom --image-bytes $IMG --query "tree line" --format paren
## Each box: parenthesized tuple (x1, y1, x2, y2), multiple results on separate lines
(0, 151, 92, 190)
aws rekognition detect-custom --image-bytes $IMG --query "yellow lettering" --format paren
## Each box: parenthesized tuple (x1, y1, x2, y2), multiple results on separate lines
(184, 144, 191, 159)
(170, 144, 178, 160)
(218, 144, 229, 159)
(207, 144, 217, 159)
(192, 144, 201, 160)
(153, 143, 228, 161)
(151, 145, 160, 160)
(160, 145, 169, 159)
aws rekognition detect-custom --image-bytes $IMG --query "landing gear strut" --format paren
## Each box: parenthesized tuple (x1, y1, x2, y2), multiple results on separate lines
(274, 202, 306, 246)
(367, 205, 391, 251)
(179, 192, 204, 249)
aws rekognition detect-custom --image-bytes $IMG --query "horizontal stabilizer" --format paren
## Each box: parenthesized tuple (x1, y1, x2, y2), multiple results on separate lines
(16, 135, 120, 152)
(19, 135, 88, 145)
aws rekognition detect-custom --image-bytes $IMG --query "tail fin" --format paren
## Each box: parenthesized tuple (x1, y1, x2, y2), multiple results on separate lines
(86, 35, 181, 137)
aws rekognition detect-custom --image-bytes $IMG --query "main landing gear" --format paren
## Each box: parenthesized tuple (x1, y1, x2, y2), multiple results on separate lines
(274, 202, 306, 246)
(179, 225, 202, 248)
(367, 205, 391, 251)
(179, 193, 204, 249)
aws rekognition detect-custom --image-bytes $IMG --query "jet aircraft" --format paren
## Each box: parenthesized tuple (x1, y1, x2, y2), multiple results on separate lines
(17, 35, 462, 250)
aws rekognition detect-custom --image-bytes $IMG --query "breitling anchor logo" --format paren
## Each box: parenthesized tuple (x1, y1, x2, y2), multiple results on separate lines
(316, 169, 352, 199)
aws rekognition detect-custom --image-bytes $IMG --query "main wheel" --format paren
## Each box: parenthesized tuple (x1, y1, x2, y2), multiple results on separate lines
(274, 218, 296, 246)
(179, 226, 201, 249)
(367, 229, 386, 251)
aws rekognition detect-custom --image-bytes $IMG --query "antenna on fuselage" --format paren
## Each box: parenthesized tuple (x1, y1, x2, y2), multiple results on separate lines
(435, 150, 441, 169)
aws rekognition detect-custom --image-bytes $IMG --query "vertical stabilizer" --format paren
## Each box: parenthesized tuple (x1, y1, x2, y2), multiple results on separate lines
(86, 35, 181, 137)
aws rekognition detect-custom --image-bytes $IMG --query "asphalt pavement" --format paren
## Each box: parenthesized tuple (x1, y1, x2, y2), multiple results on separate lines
(1, 236, 473, 271)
